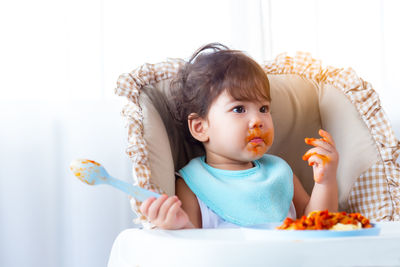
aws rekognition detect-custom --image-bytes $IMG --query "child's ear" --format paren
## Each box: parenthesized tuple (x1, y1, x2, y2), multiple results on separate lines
(188, 113, 209, 142)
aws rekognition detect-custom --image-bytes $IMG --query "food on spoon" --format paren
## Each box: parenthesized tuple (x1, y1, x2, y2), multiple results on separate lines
(276, 210, 372, 230)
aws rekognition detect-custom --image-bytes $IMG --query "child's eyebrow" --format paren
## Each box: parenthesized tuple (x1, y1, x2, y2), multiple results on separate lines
(237, 99, 270, 105)
(224, 100, 243, 107)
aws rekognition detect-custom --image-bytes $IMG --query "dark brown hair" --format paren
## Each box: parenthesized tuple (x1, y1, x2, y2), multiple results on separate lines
(170, 42, 270, 143)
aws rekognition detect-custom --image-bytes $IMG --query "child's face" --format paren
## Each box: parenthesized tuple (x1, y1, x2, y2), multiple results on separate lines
(203, 90, 274, 165)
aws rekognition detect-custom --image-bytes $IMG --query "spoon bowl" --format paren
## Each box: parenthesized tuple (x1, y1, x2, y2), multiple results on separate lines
(70, 159, 109, 185)
(70, 159, 160, 202)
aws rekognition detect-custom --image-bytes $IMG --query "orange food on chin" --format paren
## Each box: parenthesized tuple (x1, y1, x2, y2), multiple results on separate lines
(247, 145, 266, 156)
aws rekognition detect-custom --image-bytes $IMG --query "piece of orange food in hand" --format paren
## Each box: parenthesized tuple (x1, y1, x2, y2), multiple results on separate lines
(302, 152, 330, 166)
(276, 210, 372, 230)
(303, 136, 331, 165)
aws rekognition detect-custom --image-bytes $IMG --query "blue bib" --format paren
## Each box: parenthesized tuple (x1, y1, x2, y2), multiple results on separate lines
(179, 154, 294, 226)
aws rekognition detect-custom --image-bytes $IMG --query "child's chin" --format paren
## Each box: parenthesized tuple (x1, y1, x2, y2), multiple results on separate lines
(246, 153, 265, 161)
(247, 148, 268, 158)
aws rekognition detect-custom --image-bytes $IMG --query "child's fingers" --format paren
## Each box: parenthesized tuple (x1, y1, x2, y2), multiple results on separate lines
(304, 138, 334, 153)
(140, 197, 157, 215)
(158, 196, 179, 221)
(319, 129, 335, 146)
(165, 200, 183, 223)
(147, 194, 168, 220)
(307, 154, 323, 167)
(302, 147, 330, 161)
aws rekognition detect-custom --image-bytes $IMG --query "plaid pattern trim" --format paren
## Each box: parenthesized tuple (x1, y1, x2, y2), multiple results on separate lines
(115, 58, 185, 227)
(263, 52, 400, 221)
(116, 52, 400, 226)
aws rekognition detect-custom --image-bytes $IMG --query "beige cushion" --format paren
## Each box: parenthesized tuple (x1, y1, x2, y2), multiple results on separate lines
(318, 83, 379, 210)
(267, 74, 380, 210)
(268, 75, 320, 196)
(139, 91, 175, 196)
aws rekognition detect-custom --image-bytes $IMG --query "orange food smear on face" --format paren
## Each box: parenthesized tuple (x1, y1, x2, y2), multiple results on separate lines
(246, 128, 272, 145)
(248, 145, 263, 155)
(246, 128, 272, 155)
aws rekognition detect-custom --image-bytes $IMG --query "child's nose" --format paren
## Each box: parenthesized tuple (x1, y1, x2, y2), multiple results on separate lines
(249, 119, 263, 129)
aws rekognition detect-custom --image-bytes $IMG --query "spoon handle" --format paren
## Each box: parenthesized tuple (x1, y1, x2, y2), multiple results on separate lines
(106, 176, 161, 202)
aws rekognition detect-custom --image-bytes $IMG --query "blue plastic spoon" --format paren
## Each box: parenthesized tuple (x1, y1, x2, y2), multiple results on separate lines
(69, 159, 160, 201)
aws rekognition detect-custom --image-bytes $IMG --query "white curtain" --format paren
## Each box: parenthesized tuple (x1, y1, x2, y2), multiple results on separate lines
(1, 1, 399, 266)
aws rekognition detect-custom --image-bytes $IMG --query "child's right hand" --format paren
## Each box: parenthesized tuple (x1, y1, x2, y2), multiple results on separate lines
(302, 129, 339, 184)
(140, 194, 193, 230)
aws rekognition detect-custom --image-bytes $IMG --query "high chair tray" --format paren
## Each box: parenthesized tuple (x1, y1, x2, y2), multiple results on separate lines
(108, 222, 400, 267)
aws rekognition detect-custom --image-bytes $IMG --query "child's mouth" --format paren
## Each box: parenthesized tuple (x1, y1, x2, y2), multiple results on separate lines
(249, 137, 264, 144)
(246, 128, 272, 148)
(247, 128, 266, 143)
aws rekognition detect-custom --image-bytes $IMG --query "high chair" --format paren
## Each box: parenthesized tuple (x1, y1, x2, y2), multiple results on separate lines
(108, 52, 400, 267)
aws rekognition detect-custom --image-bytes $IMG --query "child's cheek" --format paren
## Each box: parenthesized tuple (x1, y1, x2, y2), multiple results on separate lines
(263, 130, 274, 147)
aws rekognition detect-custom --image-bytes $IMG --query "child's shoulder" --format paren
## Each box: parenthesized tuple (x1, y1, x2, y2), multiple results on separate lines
(179, 156, 204, 170)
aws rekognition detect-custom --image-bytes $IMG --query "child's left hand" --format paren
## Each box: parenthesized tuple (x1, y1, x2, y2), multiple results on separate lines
(302, 129, 339, 184)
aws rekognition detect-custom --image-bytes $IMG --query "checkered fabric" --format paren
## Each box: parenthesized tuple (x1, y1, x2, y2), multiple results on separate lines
(115, 52, 400, 226)
(264, 52, 400, 221)
(115, 58, 185, 227)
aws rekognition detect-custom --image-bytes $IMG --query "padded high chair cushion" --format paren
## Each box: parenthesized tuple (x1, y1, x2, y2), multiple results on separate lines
(116, 53, 400, 227)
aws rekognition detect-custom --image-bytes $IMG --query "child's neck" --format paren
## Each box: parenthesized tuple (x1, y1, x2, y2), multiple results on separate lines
(205, 153, 254, 171)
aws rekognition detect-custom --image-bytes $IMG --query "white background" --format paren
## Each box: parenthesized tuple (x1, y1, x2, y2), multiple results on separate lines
(1, 0, 399, 266)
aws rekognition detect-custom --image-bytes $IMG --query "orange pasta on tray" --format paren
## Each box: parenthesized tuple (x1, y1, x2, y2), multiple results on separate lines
(276, 210, 372, 230)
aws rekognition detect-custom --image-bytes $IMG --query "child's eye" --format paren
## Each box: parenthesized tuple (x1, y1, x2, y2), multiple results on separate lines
(260, 105, 270, 113)
(233, 106, 245, 113)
